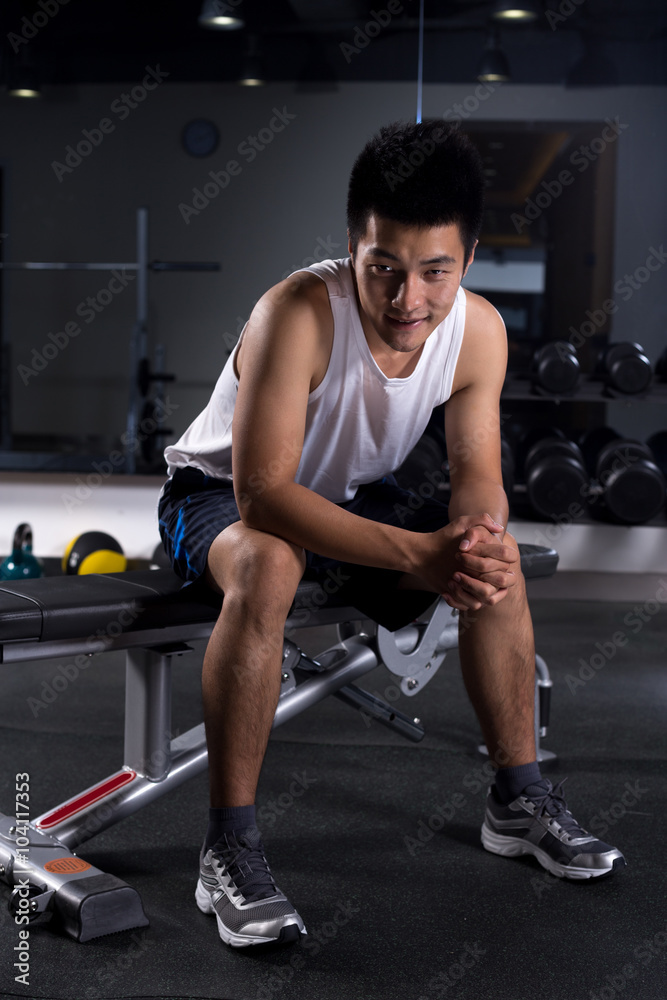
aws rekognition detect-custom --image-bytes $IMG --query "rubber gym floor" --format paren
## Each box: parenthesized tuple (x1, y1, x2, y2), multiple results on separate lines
(0, 573, 665, 1000)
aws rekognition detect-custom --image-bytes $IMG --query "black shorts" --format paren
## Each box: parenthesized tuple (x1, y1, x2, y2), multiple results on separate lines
(158, 466, 449, 630)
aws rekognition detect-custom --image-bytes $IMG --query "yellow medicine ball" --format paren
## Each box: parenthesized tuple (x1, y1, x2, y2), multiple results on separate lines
(62, 532, 127, 575)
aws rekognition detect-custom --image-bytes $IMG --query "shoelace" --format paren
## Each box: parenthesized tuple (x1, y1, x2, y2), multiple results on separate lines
(522, 778, 590, 838)
(213, 832, 279, 904)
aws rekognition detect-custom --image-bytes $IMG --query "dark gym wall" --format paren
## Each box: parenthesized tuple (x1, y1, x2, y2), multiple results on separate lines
(1, 82, 665, 450)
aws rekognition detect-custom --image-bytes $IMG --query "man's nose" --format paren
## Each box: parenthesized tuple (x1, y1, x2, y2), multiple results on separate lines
(392, 273, 423, 312)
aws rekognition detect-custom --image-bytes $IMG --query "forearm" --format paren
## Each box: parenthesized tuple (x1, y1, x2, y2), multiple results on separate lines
(448, 479, 508, 536)
(238, 480, 426, 575)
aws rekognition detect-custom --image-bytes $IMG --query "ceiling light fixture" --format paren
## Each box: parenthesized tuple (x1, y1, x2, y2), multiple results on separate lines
(8, 63, 41, 98)
(198, 0, 244, 30)
(491, 1, 539, 22)
(238, 35, 265, 86)
(476, 30, 511, 82)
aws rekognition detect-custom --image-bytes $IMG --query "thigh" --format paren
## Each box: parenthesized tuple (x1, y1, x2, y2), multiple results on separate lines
(158, 468, 242, 583)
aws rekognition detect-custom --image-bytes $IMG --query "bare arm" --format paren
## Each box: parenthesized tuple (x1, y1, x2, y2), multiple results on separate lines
(231, 278, 499, 598)
(442, 292, 518, 608)
(232, 278, 423, 576)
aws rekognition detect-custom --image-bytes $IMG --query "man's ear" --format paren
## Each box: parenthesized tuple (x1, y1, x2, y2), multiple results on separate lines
(462, 239, 478, 279)
(347, 231, 353, 258)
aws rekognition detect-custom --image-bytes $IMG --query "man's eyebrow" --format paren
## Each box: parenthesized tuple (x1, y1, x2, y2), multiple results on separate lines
(365, 246, 458, 266)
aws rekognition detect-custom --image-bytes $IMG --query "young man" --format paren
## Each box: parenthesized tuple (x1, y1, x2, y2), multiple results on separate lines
(158, 120, 625, 949)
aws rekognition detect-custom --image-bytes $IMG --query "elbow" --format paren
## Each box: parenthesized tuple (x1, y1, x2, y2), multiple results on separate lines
(234, 487, 264, 531)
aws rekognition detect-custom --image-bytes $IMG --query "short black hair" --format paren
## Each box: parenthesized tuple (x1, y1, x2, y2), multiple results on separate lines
(347, 119, 485, 265)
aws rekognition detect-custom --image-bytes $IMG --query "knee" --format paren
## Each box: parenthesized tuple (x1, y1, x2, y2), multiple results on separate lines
(503, 531, 527, 596)
(207, 523, 305, 617)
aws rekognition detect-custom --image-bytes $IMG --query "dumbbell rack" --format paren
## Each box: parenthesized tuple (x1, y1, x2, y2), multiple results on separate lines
(501, 376, 667, 404)
(0, 207, 220, 473)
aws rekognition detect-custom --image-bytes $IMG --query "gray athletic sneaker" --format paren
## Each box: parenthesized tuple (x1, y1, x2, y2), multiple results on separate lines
(195, 826, 306, 946)
(481, 778, 627, 879)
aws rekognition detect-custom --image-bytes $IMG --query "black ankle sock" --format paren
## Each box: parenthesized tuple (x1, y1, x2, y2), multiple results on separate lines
(205, 805, 256, 850)
(494, 761, 543, 804)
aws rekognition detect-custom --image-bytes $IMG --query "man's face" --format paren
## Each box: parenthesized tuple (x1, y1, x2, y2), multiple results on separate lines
(349, 213, 475, 357)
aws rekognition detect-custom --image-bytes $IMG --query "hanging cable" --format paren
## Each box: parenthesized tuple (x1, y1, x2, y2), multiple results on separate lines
(416, 0, 425, 122)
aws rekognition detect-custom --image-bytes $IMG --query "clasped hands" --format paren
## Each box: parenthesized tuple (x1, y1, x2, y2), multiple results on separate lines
(433, 513, 518, 612)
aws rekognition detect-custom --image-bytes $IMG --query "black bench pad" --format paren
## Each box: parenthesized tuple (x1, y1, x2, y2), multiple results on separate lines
(0, 544, 557, 645)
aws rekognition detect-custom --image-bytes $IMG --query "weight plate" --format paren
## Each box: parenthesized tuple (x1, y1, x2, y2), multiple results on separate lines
(525, 437, 585, 472)
(608, 354, 652, 394)
(527, 455, 588, 519)
(604, 461, 666, 524)
(596, 438, 652, 479)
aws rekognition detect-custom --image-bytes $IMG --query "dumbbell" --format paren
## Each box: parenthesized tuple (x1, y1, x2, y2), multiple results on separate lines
(531, 341, 580, 396)
(523, 430, 589, 520)
(596, 342, 652, 395)
(580, 427, 666, 524)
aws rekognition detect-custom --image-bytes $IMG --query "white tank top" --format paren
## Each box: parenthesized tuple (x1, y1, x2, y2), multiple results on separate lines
(164, 258, 466, 502)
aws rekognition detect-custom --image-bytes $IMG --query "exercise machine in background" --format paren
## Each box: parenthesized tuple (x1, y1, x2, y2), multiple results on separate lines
(0, 207, 219, 473)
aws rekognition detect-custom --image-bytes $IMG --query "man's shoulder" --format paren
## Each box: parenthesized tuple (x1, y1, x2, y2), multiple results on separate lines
(237, 265, 335, 385)
(260, 266, 334, 325)
(449, 288, 507, 396)
(461, 287, 506, 334)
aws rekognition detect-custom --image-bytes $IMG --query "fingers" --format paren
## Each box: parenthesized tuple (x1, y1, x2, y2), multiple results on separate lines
(452, 514, 505, 538)
(455, 546, 518, 577)
(459, 525, 506, 553)
(445, 571, 509, 610)
(442, 583, 509, 612)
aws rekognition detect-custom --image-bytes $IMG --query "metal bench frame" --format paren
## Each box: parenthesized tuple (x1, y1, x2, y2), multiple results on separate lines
(0, 548, 556, 941)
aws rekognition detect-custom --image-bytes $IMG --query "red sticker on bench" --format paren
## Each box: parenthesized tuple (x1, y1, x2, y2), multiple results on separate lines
(44, 857, 92, 874)
(36, 771, 137, 829)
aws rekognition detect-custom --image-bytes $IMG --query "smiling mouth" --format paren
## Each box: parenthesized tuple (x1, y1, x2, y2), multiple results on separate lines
(386, 315, 427, 328)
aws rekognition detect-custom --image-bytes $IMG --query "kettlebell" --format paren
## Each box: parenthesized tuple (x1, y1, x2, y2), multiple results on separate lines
(0, 523, 43, 580)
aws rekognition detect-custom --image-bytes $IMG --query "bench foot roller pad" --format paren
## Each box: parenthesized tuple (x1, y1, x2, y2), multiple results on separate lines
(54, 873, 149, 942)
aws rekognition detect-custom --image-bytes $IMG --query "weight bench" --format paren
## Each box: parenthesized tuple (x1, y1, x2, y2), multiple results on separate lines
(0, 543, 557, 942)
